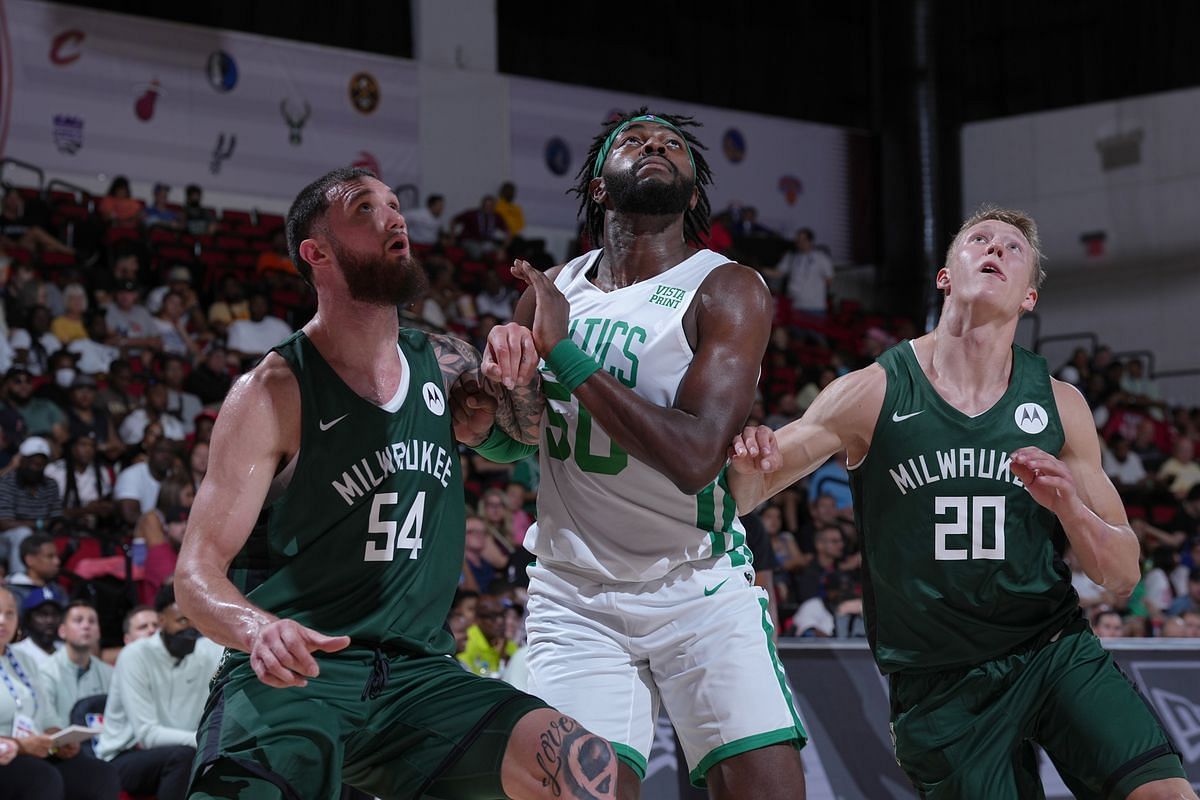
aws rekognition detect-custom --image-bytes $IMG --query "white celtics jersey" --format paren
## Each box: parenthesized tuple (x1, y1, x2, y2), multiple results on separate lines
(524, 248, 751, 583)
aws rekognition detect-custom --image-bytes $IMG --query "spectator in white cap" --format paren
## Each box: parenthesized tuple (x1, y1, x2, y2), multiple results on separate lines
(0, 436, 63, 575)
(146, 265, 194, 315)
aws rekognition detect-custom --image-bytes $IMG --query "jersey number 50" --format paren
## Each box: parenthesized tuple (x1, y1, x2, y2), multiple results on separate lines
(364, 491, 426, 562)
(934, 495, 1005, 561)
(543, 380, 628, 475)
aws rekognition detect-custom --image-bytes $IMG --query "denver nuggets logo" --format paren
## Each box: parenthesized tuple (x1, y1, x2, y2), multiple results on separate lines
(1014, 402, 1048, 434)
(422, 382, 445, 416)
(349, 72, 380, 114)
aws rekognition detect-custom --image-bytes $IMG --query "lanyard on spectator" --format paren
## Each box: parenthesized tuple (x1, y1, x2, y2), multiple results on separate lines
(0, 650, 37, 715)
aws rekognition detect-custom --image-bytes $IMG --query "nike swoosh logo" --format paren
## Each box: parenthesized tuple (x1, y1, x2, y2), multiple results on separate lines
(891, 410, 924, 423)
(319, 414, 349, 432)
(704, 579, 729, 597)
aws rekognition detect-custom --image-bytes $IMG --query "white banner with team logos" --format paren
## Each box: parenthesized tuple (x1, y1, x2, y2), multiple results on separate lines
(0, 0, 419, 199)
(507, 76, 871, 264)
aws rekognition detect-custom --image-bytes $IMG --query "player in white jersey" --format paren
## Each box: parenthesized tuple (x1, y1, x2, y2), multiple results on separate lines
(486, 109, 807, 799)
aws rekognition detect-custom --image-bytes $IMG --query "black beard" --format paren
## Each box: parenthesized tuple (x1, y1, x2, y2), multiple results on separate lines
(331, 242, 427, 307)
(604, 160, 694, 217)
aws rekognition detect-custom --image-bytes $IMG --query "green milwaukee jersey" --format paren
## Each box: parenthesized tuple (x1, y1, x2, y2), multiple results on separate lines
(850, 341, 1078, 674)
(229, 329, 462, 657)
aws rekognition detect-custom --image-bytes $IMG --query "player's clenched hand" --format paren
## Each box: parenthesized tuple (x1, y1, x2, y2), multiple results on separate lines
(1010, 447, 1080, 517)
(511, 260, 569, 357)
(450, 375, 498, 446)
(728, 426, 779, 474)
(249, 618, 350, 689)
(482, 322, 540, 390)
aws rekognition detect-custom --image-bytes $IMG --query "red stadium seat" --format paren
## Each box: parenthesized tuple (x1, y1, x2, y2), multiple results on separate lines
(257, 212, 284, 230)
(157, 245, 194, 264)
(148, 228, 177, 246)
(200, 251, 230, 269)
(105, 227, 142, 246)
(40, 252, 77, 269)
(221, 209, 253, 225)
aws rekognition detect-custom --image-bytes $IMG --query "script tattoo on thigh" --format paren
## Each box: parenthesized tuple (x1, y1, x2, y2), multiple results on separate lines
(535, 716, 614, 799)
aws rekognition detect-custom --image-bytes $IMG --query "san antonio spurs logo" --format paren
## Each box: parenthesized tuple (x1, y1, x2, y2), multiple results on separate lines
(422, 382, 445, 416)
(1014, 402, 1048, 434)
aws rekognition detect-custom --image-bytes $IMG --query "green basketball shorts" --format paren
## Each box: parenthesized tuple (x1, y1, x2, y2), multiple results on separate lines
(888, 618, 1186, 799)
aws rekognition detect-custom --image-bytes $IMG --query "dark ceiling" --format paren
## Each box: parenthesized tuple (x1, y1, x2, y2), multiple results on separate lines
(54, 0, 1200, 130)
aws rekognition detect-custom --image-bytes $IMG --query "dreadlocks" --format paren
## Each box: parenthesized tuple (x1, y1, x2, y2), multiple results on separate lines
(571, 107, 713, 248)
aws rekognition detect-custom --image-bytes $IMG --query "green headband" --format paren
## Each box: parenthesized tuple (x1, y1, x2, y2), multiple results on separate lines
(591, 114, 696, 179)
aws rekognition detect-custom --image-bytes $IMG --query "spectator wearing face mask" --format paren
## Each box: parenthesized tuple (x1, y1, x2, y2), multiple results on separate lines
(95, 583, 222, 800)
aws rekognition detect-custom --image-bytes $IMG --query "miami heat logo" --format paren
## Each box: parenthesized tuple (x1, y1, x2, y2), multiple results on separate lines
(134, 79, 162, 122)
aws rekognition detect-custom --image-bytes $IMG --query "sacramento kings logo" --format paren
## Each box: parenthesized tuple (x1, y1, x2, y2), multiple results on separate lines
(1014, 402, 1048, 434)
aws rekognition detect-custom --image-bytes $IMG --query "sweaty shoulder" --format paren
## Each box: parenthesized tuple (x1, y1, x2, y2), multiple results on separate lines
(696, 261, 770, 305)
(811, 364, 887, 460)
(1050, 377, 1096, 450)
(218, 351, 301, 461)
(691, 261, 772, 333)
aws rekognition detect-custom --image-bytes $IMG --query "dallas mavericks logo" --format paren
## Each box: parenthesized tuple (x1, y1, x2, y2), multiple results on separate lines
(1014, 402, 1048, 434)
(422, 382, 445, 416)
(206, 51, 238, 92)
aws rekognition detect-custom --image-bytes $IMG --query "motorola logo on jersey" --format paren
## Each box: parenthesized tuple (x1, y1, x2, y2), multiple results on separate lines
(422, 382, 445, 416)
(1014, 402, 1048, 434)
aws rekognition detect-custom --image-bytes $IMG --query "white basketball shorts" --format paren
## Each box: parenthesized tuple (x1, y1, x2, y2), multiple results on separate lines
(524, 558, 807, 787)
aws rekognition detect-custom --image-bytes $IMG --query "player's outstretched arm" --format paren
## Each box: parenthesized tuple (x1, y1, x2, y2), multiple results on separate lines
(728, 365, 885, 513)
(175, 356, 350, 688)
(513, 259, 773, 494)
(1010, 380, 1140, 596)
(429, 330, 543, 445)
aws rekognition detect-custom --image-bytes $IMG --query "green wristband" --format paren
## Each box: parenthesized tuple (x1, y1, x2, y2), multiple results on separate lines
(545, 339, 600, 392)
(474, 426, 539, 463)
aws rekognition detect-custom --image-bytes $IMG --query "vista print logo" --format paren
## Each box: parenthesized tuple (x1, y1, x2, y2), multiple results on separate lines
(52, 115, 83, 154)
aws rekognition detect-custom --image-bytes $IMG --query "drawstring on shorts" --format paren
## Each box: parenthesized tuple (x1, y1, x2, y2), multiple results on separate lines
(361, 647, 390, 701)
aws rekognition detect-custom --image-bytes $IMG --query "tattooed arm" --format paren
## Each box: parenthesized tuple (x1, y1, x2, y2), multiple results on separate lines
(428, 331, 543, 445)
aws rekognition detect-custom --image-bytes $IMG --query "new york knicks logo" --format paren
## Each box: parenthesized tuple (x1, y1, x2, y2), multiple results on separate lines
(1014, 402, 1048, 434)
(422, 382, 445, 416)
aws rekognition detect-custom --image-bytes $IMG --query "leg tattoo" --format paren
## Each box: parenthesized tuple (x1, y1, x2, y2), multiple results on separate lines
(534, 716, 615, 799)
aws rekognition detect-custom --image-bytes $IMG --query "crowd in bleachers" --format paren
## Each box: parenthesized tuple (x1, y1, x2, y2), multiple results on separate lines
(0, 165, 1197, 795)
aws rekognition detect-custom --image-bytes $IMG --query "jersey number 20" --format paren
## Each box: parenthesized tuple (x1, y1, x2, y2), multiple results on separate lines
(934, 495, 1005, 561)
(364, 491, 426, 562)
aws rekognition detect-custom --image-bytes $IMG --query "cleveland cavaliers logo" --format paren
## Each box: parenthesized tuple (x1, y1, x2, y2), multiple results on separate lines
(422, 382, 445, 416)
(1014, 402, 1048, 434)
